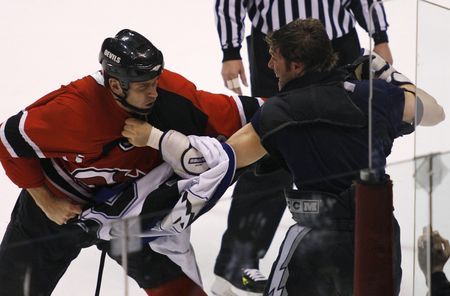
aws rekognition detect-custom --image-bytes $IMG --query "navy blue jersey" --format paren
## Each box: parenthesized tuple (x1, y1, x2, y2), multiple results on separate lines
(252, 78, 408, 194)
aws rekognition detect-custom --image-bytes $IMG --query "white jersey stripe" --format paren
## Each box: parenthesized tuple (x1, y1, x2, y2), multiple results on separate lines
(284, 0, 293, 24)
(260, 0, 271, 33)
(322, 0, 333, 38)
(271, 0, 280, 30)
(229, 0, 239, 48)
(256, 97, 265, 107)
(232, 95, 247, 126)
(311, 0, 320, 19)
(19, 111, 45, 158)
(50, 159, 93, 198)
(91, 71, 105, 86)
(218, 0, 228, 48)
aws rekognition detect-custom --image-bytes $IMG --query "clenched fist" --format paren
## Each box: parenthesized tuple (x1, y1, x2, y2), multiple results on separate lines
(122, 118, 153, 147)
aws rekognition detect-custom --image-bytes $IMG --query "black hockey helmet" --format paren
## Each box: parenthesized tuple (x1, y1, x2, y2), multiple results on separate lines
(99, 29, 164, 115)
(99, 29, 164, 90)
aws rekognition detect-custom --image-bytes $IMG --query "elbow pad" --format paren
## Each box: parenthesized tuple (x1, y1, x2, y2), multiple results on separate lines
(414, 91, 424, 125)
(160, 130, 209, 179)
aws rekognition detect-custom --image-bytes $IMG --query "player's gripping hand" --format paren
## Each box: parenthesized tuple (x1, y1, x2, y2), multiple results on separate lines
(44, 197, 83, 225)
(122, 118, 153, 147)
(27, 186, 82, 225)
(362, 49, 411, 86)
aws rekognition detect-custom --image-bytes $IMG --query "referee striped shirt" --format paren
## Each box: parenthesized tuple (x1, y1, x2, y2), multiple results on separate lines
(215, 0, 389, 60)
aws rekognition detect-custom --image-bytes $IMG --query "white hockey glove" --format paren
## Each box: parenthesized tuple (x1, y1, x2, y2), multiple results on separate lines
(362, 49, 412, 86)
(160, 130, 209, 178)
(147, 128, 209, 179)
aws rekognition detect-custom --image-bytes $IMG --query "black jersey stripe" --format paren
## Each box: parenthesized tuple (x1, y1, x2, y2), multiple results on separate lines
(236, 0, 244, 44)
(239, 95, 262, 123)
(291, 0, 299, 20)
(266, 0, 274, 32)
(277, 0, 286, 28)
(317, 0, 326, 31)
(4, 111, 38, 158)
(255, 0, 267, 31)
(224, 0, 234, 47)
(215, 0, 223, 44)
(328, 0, 338, 38)
(41, 159, 92, 202)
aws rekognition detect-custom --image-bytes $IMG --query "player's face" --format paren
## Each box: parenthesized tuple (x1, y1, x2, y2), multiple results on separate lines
(268, 48, 301, 90)
(126, 76, 159, 110)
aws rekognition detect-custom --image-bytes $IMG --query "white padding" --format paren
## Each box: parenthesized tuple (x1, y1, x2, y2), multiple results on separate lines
(146, 126, 163, 149)
(160, 130, 209, 178)
(363, 49, 411, 85)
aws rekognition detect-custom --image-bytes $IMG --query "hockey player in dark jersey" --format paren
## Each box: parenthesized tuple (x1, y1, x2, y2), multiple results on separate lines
(129, 19, 445, 295)
(224, 20, 444, 296)
(0, 29, 262, 296)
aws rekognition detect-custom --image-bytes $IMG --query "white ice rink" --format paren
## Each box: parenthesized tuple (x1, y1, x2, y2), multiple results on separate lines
(1, 0, 449, 295)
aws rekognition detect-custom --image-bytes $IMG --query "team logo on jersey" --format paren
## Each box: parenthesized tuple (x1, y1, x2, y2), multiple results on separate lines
(72, 167, 146, 188)
(119, 140, 134, 151)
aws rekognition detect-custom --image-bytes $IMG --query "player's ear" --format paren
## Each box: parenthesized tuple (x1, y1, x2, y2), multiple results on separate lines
(291, 61, 304, 76)
(109, 78, 123, 94)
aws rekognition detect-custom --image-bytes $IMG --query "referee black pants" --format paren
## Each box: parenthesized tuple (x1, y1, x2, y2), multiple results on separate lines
(214, 27, 362, 279)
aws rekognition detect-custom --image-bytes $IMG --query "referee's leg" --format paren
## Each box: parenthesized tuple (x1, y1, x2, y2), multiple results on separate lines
(214, 165, 290, 275)
(213, 28, 289, 292)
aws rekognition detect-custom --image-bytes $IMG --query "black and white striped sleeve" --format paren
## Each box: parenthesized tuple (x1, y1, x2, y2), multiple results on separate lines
(0, 110, 45, 158)
(214, 0, 248, 61)
(349, 0, 389, 44)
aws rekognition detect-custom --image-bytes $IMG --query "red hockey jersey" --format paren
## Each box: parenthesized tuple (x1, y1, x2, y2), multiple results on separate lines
(0, 69, 263, 203)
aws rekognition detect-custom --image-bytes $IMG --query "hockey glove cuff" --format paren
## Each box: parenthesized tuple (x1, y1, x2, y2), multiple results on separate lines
(362, 49, 412, 86)
(158, 130, 209, 179)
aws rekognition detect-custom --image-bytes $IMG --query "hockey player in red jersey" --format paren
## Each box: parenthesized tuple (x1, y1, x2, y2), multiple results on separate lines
(0, 29, 262, 296)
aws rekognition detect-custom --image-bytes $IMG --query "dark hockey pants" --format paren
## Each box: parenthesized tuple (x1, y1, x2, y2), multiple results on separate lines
(264, 187, 402, 296)
(264, 219, 402, 296)
(0, 190, 187, 296)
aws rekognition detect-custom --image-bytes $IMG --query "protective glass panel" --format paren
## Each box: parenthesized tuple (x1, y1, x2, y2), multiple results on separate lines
(413, 152, 450, 296)
(416, 0, 450, 155)
(415, 1, 450, 295)
(1, 0, 449, 295)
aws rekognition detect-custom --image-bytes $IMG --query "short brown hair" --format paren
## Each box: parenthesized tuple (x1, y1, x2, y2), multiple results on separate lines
(265, 18, 338, 73)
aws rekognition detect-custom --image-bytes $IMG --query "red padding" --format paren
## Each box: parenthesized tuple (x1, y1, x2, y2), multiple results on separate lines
(144, 274, 207, 296)
(354, 178, 394, 296)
